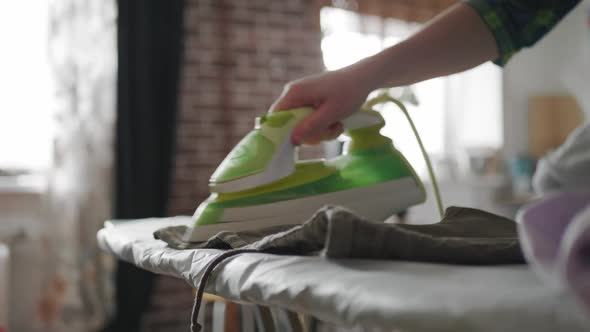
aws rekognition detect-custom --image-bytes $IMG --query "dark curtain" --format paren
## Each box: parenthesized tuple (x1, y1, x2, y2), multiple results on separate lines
(106, 1, 184, 331)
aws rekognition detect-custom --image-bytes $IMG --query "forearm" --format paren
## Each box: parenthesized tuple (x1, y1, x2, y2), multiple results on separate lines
(355, 3, 498, 89)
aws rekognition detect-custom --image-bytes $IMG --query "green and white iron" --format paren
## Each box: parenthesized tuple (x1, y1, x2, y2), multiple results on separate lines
(184, 98, 429, 242)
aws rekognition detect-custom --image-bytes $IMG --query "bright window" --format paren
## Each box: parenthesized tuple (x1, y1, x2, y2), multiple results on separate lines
(320, 7, 502, 177)
(0, 0, 53, 171)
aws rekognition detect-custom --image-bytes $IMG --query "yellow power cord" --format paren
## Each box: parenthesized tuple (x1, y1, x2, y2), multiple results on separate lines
(362, 93, 445, 219)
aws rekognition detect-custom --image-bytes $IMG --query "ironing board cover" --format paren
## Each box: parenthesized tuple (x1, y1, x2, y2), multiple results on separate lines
(97, 216, 590, 332)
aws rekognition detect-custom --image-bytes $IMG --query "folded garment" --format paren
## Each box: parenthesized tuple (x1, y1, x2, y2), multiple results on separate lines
(155, 206, 524, 331)
(518, 192, 590, 316)
(155, 206, 525, 264)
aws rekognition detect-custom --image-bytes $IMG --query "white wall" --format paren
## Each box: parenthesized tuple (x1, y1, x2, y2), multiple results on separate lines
(502, 2, 588, 157)
(0, 186, 46, 332)
(409, 4, 590, 222)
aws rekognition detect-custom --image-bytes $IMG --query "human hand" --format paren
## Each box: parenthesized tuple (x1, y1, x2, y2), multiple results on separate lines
(269, 63, 378, 145)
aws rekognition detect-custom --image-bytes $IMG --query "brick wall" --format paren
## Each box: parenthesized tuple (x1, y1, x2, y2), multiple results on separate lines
(142, 1, 324, 330)
(170, 0, 323, 216)
(168, 0, 459, 217)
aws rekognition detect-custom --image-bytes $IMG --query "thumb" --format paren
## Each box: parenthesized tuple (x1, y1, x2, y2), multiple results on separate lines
(291, 102, 337, 145)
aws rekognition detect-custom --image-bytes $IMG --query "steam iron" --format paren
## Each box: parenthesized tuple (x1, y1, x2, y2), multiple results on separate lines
(183, 101, 427, 242)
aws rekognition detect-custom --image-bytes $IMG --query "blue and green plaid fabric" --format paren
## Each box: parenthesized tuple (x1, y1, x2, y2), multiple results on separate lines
(466, 0, 581, 65)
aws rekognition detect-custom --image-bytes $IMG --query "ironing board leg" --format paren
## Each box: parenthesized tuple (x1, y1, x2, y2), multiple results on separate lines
(223, 302, 240, 332)
(197, 294, 307, 332)
(286, 310, 304, 332)
(254, 306, 276, 332)
(203, 300, 215, 331)
(304, 315, 319, 332)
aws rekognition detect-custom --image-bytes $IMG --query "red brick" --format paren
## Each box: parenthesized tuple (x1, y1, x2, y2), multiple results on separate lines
(159, 1, 323, 328)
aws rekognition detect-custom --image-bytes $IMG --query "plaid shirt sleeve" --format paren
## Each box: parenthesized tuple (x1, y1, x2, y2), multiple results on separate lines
(465, 0, 581, 65)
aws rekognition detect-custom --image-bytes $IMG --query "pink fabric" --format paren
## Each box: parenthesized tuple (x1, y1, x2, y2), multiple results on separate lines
(518, 192, 590, 314)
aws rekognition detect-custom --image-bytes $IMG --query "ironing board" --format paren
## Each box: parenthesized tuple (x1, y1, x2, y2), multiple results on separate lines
(97, 216, 590, 331)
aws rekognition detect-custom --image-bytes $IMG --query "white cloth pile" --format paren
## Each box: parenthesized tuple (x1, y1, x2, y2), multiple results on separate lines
(523, 95, 590, 314)
(528, 16, 590, 305)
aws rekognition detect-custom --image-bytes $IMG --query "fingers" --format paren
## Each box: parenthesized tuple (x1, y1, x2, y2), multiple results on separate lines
(292, 102, 340, 145)
(270, 75, 352, 145)
(327, 122, 344, 139)
(303, 122, 344, 145)
(269, 82, 317, 113)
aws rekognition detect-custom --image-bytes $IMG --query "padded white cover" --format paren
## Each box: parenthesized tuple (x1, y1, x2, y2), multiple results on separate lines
(533, 123, 590, 193)
(98, 217, 590, 331)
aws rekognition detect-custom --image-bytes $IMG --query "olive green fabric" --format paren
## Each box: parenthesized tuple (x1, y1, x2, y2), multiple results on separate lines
(154, 206, 525, 265)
